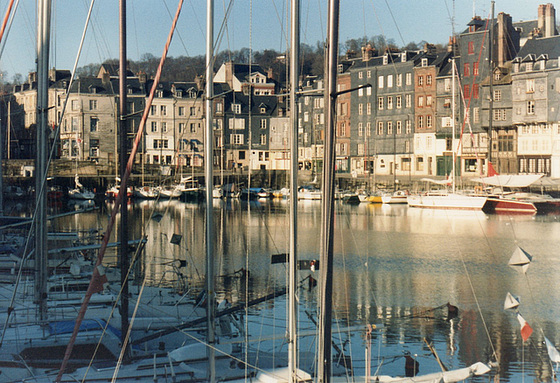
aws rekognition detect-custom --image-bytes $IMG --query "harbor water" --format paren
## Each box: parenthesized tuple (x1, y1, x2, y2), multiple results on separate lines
(17, 198, 560, 382)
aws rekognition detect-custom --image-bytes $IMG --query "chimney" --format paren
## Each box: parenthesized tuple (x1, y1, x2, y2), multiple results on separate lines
(225, 61, 234, 88)
(361, 44, 375, 61)
(538, 4, 546, 34)
(101, 71, 110, 87)
(497, 13, 512, 67)
(137, 71, 147, 84)
(267, 67, 274, 81)
(545, 3, 556, 37)
(195, 75, 205, 91)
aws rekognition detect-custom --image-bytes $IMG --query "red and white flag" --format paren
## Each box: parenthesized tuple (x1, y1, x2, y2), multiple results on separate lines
(517, 313, 533, 342)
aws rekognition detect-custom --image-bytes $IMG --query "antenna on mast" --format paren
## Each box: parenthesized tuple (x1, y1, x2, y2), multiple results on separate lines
(473, 0, 476, 18)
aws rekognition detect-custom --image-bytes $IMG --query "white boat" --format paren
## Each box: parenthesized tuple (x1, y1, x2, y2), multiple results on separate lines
(407, 192, 487, 210)
(298, 185, 322, 200)
(68, 176, 95, 200)
(381, 190, 409, 204)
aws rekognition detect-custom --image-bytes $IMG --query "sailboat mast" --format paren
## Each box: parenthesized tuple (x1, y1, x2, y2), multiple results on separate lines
(289, 0, 300, 381)
(35, 0, 51, 321)
(118, 0, 130, 345)
(205, 1, 216, 381)
(451, 58, 456, 193)
(318, 0, 339, 382)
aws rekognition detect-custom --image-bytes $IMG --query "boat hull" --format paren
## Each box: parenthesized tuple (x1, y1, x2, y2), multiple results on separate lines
(483, 198, 537, 214)
(407, 194, 487, 210)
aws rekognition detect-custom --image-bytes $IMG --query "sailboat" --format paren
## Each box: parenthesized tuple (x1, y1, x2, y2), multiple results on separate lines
(406, 58, 487, 210)
(68, 174, 95, 200)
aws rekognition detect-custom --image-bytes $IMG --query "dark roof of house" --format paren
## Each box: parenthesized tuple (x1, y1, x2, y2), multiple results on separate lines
(517, 35, 560, 58)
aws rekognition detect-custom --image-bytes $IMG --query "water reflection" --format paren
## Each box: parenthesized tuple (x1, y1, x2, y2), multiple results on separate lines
(44, 199, 560, 382)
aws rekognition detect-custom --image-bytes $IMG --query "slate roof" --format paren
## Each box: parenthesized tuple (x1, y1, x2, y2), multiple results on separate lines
(517, 35, 560, 58)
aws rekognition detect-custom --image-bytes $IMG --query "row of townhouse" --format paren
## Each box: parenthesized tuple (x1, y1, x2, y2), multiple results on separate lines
(6, 3, 560, 180)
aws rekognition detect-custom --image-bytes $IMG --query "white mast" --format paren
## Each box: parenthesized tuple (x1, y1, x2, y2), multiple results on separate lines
(205, 0, 216, 381)
(289, 0, 299, 381)
(451, 58, 456, 193)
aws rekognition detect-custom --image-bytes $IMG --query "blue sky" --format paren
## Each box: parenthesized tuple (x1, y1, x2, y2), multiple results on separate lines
(0, 0, 549, 82)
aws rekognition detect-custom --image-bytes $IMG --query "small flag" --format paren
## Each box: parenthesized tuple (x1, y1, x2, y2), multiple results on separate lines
(545, 337, 560, 365)
(517, 313, 533, 342)
(508, 247, 532, 274)
(504, 292, 520, 311)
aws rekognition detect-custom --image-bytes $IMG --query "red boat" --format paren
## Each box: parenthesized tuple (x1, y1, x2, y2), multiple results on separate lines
(483, 197, 537, 214)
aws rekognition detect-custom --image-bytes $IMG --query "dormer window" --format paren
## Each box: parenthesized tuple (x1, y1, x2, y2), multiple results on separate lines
(383, 55, 388, 65)
(157, 90, 163, 98)
(494, 72, 501, 81)
(232, 103, 241, 114)
(176, 90, 183, 98)
(421, 58, 428, 67)
(401, 53, 407, 63)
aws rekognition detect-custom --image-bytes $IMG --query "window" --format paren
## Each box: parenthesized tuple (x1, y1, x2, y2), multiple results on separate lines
(358, 88, 363, 97)
(216, 102, 223, 113)
(72, 100, 79, 110)
(367, 70, 371, 78)
(473, 84, 479, 99)
(178, 106, 185, 116)
(179, 123, 185, 133)
(527, 100, 535, 115)
(473, 107, 480, 123)
(468, 41, 475, 54)
(387, 75, 393, 88)
(426, 115, 433, 128)
(387, 121, 393, 134)
(89, 100, 97, 110)
(232, 104, 241, 113)
(526, 79, 535, 93)
(358, 123, 363, 137)
(418, 96, 424, 107)
(190, 123, 197, 132)
(366, 122, 371, 136)
(417, 157, 424, 171)
(396, 95, 402, 109)
(464, 63, 470, 76)
(260, 119, 267, 129)
(426, 75, 432, 86)
(151, 121, 157, 132)
(494, 90, 502, 101)
(444, 98, 451, 108)
(397, 74, 402, 87)
(464, 85, 470, 99)
(405, 94, 412, 108)
(378, 75, 384, 88)
(304, 111, 309, 122)
(387, 97, 393, 110)
(190, 106, 197, 116)
(418, 76, 424, 87)
(71, 116, 79, 132)
(359, 104, 364, 115)
(426, 95, 433, 106)
(377, 121, 384, 135)
(396, 121, 402, 134)
(444, 78, 451, 92)
(162, 122, 167, 132)
(417, 115, 424, 128)
(260, 134, 267, 145)
(151, 105, 157, 115)
(90, 117, 98, 132)
(406, 73, 412, 85)
(359, 71, 363, 79)
(231, 134, 244, 145)
(473, 62, 479, 76)
(160, 105, 167, 116)
(406, 120, 412, 133)
(153, 139, 169, 149)
(377, 97, 383, 110)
